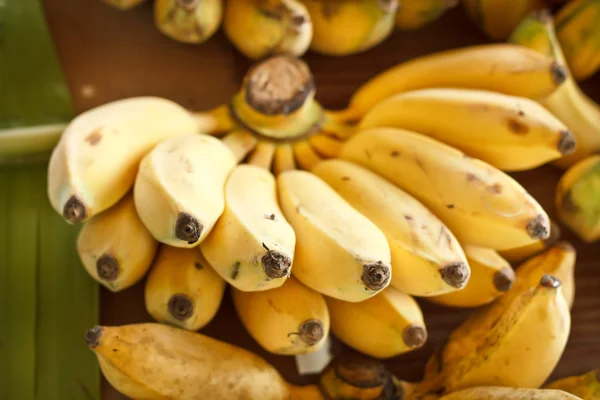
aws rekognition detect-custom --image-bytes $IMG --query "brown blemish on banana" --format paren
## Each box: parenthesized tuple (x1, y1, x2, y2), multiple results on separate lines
(63, 195, 87, 223)
(261, 243, 291, 279)
(168, 294, 194, 321)
(540, 274, 561, 289)
(230, 262, 241, 280)
(526, 214, 551, 240)
(341, 176, 351, 181)
(403, 324, 428, 348)
(558, 130, 577, 155)
(85, 129, 103, 146)
(487, 183, 502, 194)
(507, 118, 529, 135)
(440, 262, 470, 288)
(175, 212, 202, 244)
(361, 261, 391, 291)
(176, 0, 198, 11)
(494, 267, 516, 292)
(391, 151, 400, 157)
(85, 326, 103, 348)
(194, 262, 203, 270)
(551, 61, 568, 85)
(96, 254, 120, 282)
(446, 204, 455, 209)
(264, 213, 276, 220)
(298, 319, 325, 345)
(321, 3, 342, 20)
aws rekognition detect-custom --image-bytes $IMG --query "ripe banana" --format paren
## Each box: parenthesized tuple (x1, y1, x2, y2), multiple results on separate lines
(273, 144, 296, 175)
(47, 96, 198, 224)
(545, 369, 600, 400)
(232, 277, 329, 355)
(428, 246, 515, 308)
(340, 128, 551, 250)
(499, 219, 561, 264)
(77, 193, 157, 292)
(101, 0, 146, 10)
(462, 0, 544, 40)
(300, 0, 399, 56)
(395, 0, 458, 30)
(358, 88, 576, 171)
(439, 386, 583, 400)
(277, 170, 392, 302)
(332, 44, 567, 123)
(326, 287, 427, 359)
(556, 155, 600, 243)
(144, 245, 226, 331)
(154, 0, 223, 44)
(312, 159, 469, 297)
(85, 323, 293, 400)
(223, 0, 312, 60)
(200, 164, 296, 291)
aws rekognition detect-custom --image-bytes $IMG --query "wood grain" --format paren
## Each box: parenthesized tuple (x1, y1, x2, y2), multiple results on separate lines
(41, 1, 600, 399)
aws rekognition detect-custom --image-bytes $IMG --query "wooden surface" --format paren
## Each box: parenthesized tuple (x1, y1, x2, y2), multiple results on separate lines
(42, 1, 600, 399)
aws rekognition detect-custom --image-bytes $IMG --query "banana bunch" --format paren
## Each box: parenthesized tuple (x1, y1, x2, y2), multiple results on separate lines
(395, 0, 458, 31)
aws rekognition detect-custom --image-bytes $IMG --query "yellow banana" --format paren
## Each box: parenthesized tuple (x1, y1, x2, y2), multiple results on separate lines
(223, 0, 312, 60)
(439, 386, 583, 399)
(273, 144, 297, 175)
(556, 155, 600, 243)
(232, 277, 329, 355)
(395, 0, 458, 30)
(340, 128, 551, 250)
(277, 170, 392, 302)
(545, 369, 600, 399)
(326, 287, 427, 359)
(358, 88, 576, 171)
(293, 140, 322, 170)
(144, 245, 226, 331)
(47, 96, 198, 224)
(462, 0, 544, 40)
(77, 193, 157, 292)
(154, 0, 223, 44)
(200, 164, 296, 291)
(85, 323, 293, 400)
(300, 0, 399, 56)
(499, 219, 561, 264)
(428, 246, 515, 308)
(332, 44, 567, 123)
(309, 133, 343, 158)
(101, 0, 146, 10)
(247, 141, 276, 170)
(312, 159, 469, 297)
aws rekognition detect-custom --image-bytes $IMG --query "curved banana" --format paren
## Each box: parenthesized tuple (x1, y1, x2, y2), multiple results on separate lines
(154, 0, 223, 44)
(47, 96, 199, 224)
(273, 144, 296, 175)
(462, 0, 544, 40)
(101, 0, 146, 10)
(85, 323, 293, 400)
(223, 0, 312, 60)
(545, 369, 600, 400)
(144, 245, 226, 331)
(440, 386, 583, 399)
(358, 88, 576, 171)
(232, 277, 329, 355)
(277, 170, 392, 302)
(77, 193, 158, 292)
(556, 155, 600, 243)
(499, 219, 561, 264)
(200, 164, 296, 291)
(340, 128, 551, 250)
(326, 287, 427, 359)
(429, 246, 514, 308)
(312, 159, 470, 297)
(395, 0, 458, 30)
(300, 0, 399, 56)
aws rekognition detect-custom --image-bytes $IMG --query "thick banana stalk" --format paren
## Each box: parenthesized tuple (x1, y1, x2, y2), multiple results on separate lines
(232, 277, 329, 355)
(144, 245, 226, 331)
(556, 155, 600, 243)
(395, 0, 458, 30)
(154, 0, 223, 44)
(47, 97, 198, 224)
(358, 88, 576, 171)
(312, 159, 470, 297)
(77, 193, 157, 292)
(499, 219, 561, 264)
(101, 0, 146, 10)
(277, 170, 392, 302)
(223, 0, 312, 60)
(462, 0, 544, 40)
(326, 287, 427, 359)
(545, 369, 600, 400)
(300, 0, 399, 56)
(429, 246, 515, 308)
(439, 386, 583, 399)
(340, 128, 551, 250)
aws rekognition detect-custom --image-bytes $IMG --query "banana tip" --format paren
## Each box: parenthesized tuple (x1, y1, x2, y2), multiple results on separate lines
(85, 326, 103, 348)
(558, 130, 576, 155)
(540, 274, 562, 289)
(527, 215, 551, 240)
(175, 212, 202, 244)
(261, 246, 292, 279)
(168, 294, 195, 321)
(494, 268, 516, 292)
(334, 351, 387, 387)
(361, 261, 391, 291)
(378, 0, 399, 13)
(298, 319, 325, 346)
(551, 61, 568, 85)
(63, 195, 87, 224)
(530, 8, 553, 23)
(440, 262, 470, 288)
(96, 254, 120, 282)
(403, 324, 427, 348)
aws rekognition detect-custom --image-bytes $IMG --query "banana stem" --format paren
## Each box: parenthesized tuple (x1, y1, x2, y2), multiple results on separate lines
(0, 124, 67, 164)
(273, 144, 297, 175)
(193, 104, 236, 135)
(221, 130, 258, 162)
(247, 141, 276, 170)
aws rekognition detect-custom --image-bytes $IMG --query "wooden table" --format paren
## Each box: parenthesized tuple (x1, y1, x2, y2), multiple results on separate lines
(42, 1, 600, 398)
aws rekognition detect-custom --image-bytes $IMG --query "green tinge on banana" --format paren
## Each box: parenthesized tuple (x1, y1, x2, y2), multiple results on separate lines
(154, 0, 223, 44)
(545, 369, 600, 400)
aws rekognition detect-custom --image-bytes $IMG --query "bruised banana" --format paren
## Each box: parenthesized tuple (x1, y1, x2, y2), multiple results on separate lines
(77, 192, 158, 292)
(326, 287, 427, 359)
(224, 0, 312, 60)
(499, 219, 561, 264)
(312, 159, 470, 297)
(340, 128, 551, 250)
(395, 0, 458, 30)
(429, 246, 515, 308)
(47, 96, 198, 224)
(144, 245, 226, 331)
(300, 0, 399, 56)
(556, 155, 600, 243)
(277, 170, 392, 302)
(462, 0, 544, 40)
(154, 0, 223, 44)
(358, 88, 576, 171)
(439, 386, 583, 400)
(232, 277, 329, 355)
(101, 0, 146, 10)
(545, 369, 600, 400)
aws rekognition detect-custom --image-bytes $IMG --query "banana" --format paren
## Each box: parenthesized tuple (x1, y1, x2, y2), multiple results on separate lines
(439, 386, 583, 399)
(144, 245, 226, 331)
(154, 0, 223, 44)
(309, 133, 343, 158)
(232, 277, 329, 355)
(499, 219, 561, 264)
(47, 96, 198, 224)
(326, 287, 427, 359)
(340, 128, 551, 250)
(428, 246, 515, 308)
(545, 369, 600, 399)
(277, 170, 392, 302)
(101, 0, 146, 10)
(300, 0, 399, 56)
(312, 159, 469, 297)
(247, 141, 276, 170)
(556, 155, 600, 243)
(200, 164, 296, 291)
(462, 0, 544, 40)
(293, 140, 322, 170)
(273, 144, 297, 175)
(395, 0, 458, 30)
(331, 44, 567, 123)
(358, 88, 576, 171)
(77, 192, 157, 292)
(85, 323, 293, 400)
(223, 0, 312, 60)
